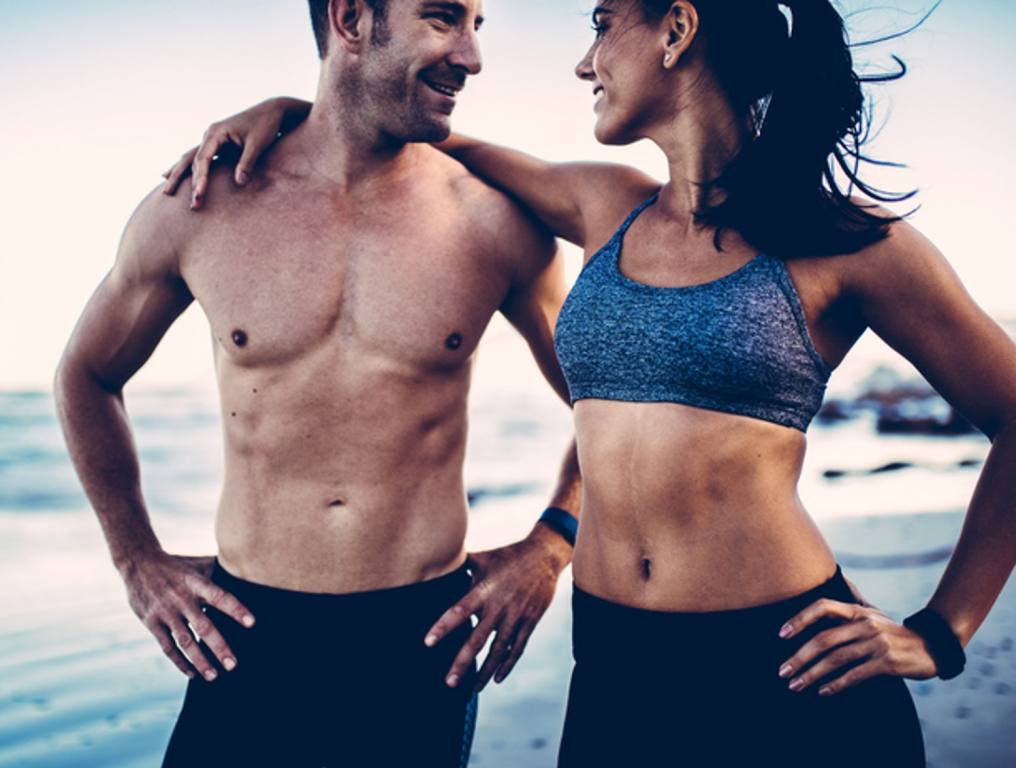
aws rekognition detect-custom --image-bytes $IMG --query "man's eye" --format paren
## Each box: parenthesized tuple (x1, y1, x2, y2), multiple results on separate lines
(427, 13, 456, 26)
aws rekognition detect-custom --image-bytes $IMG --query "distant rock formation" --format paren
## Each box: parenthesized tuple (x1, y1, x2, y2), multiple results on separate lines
(816, 365, 977, 436)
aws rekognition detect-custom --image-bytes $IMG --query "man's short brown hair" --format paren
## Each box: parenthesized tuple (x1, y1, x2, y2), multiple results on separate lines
(308, 0, 389, 58)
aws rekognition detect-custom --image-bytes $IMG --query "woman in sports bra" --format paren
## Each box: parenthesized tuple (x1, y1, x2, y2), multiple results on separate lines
(164, 1, 1016, 764)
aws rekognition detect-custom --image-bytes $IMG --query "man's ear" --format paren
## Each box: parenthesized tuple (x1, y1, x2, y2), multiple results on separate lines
(331, 0, 368, 52)
(661, 1, 700, 70)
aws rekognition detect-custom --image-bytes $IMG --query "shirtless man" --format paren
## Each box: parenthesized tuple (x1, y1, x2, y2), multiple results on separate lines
(54, 1, 579, 765)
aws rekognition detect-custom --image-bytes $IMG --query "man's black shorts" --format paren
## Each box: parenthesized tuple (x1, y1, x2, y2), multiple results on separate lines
(162, 560, 477, 767)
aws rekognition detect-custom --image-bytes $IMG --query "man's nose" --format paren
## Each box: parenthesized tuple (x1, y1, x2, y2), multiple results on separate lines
(449, 28, 483, 75)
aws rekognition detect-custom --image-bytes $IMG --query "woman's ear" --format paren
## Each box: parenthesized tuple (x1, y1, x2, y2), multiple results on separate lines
(661, 1, 700, 70)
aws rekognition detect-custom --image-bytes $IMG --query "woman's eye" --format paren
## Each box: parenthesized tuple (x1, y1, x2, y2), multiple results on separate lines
(591, 21, 607, 39)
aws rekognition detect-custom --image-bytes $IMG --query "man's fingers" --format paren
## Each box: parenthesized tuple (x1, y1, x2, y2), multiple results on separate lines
(494, 621, 535, 684)
(167, 617, 218, 682)
(445, 616, 495, 688)
(779, 598, 861, 639)
(151, 623, 196, 679)
(182, 606, 237, 673)
(474, 624, 515, 692)
(778, 621, 871, 679)
(194, 579, 255, 629)
(425, 595, 480, 648)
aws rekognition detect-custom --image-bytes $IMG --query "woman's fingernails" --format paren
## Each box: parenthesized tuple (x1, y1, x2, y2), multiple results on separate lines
(779, 624, 793, 638)
(237, 171, 249, 185)
(424, 634, 437, 647)
(819, 686, 833, 696)
(446, 674, 459, 688)
(789, 678, 804, 692)
(779, 664, 793, 678)
(223, 657, 236, 671)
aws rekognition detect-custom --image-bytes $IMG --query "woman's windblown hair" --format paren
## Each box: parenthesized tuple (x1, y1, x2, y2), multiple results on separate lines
(641, 0, 926, 257)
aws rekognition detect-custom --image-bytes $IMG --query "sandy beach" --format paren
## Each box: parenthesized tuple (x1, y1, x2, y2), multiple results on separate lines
(1, 390, 1014, 767)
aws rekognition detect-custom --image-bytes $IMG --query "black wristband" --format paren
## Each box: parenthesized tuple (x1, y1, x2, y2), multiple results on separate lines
(903, 607, 966, 680)
(538, 506, 578, 547)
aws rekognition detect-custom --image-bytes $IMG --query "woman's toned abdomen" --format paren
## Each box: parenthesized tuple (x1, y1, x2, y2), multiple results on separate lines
(572, 400, 837, 611)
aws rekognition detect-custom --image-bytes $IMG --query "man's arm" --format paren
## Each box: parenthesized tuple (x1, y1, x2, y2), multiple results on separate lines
(498, 205, 582, 554)
(55, 189, 254, 682)
(425, 198, 582, 691)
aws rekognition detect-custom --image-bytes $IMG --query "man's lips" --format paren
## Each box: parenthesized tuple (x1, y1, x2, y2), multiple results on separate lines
(422, 74, 465, 98)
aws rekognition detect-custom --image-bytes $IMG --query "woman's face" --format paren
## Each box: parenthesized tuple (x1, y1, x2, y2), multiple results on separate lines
(575, 1, 671, 145)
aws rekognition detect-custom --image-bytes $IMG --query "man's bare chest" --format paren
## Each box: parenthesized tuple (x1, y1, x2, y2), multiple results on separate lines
(181, 209, 511, 371)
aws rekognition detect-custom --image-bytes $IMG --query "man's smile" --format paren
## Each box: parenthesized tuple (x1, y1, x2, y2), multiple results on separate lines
(421, 73, 465, 98)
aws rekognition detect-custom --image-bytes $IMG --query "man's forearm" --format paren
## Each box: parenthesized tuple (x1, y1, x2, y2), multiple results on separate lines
(54, 361, 163, 571)
(531, 438, 581, 571)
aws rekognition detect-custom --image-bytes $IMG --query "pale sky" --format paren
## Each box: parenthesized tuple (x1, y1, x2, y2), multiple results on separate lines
(1, 0, 1013, 391)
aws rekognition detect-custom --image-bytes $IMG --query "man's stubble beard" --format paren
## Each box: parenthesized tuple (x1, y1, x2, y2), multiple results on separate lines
(356, 34, 453, 145)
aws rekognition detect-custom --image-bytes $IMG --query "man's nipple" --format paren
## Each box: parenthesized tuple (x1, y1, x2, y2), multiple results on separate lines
(445, 332, 463, 351)
(231, 329, 248, 348)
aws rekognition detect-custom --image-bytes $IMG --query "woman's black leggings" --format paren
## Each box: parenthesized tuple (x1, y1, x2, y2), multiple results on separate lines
(558, 565, 926, 767)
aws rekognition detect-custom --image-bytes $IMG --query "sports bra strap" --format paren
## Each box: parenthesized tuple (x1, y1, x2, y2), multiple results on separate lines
(616, 191, 661, 239)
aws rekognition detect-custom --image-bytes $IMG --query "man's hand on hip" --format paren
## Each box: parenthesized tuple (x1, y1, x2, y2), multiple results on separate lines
(424, 526, 571, 693)
(120, 553, 255, 682)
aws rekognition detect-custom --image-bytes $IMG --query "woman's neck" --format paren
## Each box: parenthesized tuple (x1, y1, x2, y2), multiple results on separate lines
(648, 87, 749, 222)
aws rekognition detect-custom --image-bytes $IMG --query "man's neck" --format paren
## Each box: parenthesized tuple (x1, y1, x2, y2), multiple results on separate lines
(284, 87, 423, 192)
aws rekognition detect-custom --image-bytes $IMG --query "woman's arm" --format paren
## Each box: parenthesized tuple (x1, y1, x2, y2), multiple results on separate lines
(162, 97, 311, 209)
(849, 221, 1016, 644)
(777, 219, 1016, 695)
(436, 134, 658, 249)
(161, 99, 659, 250)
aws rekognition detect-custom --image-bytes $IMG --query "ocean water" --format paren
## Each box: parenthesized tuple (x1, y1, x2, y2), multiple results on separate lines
(0, 385, 1013, 766)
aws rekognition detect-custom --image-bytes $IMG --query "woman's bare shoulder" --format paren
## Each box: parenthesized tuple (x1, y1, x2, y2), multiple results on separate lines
(568, 163, 661, 255)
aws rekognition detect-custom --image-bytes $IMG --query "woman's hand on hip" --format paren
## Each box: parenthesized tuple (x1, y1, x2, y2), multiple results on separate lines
(777, 598, 939, 695)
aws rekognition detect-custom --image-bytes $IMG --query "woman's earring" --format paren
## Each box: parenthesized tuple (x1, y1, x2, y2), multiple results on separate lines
(663, 52, 674, 67)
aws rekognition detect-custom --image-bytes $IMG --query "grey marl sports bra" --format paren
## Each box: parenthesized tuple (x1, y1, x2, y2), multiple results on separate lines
(553, 192, 832, 432)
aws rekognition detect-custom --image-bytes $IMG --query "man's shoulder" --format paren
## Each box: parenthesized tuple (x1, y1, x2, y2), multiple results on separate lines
(420, 148, 516, 215)
(116, 179, 203, 277)
(425, 148, 552, 250)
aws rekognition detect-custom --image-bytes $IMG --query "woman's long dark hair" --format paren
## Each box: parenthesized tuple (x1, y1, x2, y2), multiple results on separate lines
(639, 0, 929, 257)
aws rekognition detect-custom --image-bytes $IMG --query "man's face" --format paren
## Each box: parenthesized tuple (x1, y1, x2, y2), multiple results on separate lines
(358, 0, 484, 143)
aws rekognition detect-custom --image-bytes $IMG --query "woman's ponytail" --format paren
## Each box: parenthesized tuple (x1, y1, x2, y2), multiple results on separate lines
(642, 0, 917, 257)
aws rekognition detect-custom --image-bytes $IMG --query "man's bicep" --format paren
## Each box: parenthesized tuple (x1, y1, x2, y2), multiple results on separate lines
(62, 200, 193, 390)
(500, 229, 571, 404)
